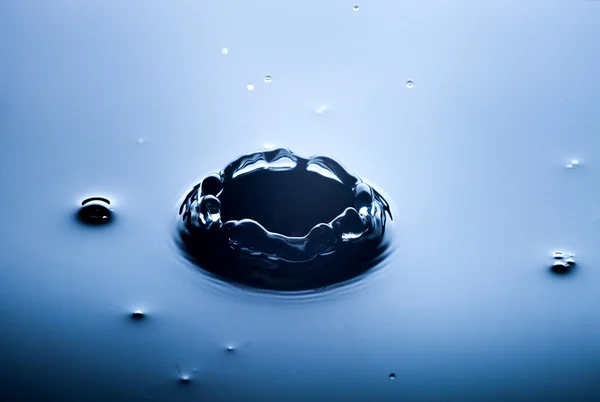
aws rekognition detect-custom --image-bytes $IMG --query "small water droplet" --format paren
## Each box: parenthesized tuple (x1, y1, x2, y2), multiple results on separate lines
(565, 256, 576, 266)
(551, 260, 569, 274)
(131, 310, 145, 320)
(552, 251, 564, 259)
(226, 345, 235, 352)
(179, 375, 191, 384)
(264, 74, 272, 83)
(353, 4, 359, 11)
(389, 373, 396, 380)
(137, 138, 145, 144)
(406, 80, 414, 88)
(221, 48, 229, 55)
(247, 84, 254, 91)
(78, 197, 112, 225)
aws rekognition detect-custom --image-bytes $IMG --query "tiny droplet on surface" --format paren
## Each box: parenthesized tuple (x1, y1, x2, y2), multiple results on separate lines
(552, 251, 564, 259)
(131, 310, 145, 320)
(406, 80, 414, 88)
(226, 345, 235, 352)
(551, 260, 569, 274)
(78, 197, 112, 225)
(264, 74, 272, 83)
(389, 373, 396, 380)
(221, 48, 229, 55)
(565, 257, 576, 266)
(247, 84, 255, 91)
(353, 4, 359, 11)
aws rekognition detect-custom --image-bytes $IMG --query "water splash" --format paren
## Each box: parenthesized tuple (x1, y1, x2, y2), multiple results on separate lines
(175, 148, 392, 291)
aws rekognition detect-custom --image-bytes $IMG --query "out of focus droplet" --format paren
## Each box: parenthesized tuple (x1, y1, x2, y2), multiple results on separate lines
(264, 74, 272, 83)
(406, 80, 414, 88)
(247, 84, 255, 91)
(221, 48, 229, 55)
(315, 105, 329, 114)
(353, 4, 359, 11)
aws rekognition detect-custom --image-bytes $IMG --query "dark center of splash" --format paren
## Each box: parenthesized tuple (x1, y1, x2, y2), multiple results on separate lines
(175, 148, 392, 292)
(219, 169, 354, 237)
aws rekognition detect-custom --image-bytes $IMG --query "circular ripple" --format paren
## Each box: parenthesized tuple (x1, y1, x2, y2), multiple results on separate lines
(176, 148, 392, 291)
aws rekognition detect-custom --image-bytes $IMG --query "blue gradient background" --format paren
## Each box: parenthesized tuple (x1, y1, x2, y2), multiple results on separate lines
(1, 1, 600, 401)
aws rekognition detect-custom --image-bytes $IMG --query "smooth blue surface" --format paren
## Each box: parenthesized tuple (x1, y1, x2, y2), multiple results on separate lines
(1, 1, 600, 401)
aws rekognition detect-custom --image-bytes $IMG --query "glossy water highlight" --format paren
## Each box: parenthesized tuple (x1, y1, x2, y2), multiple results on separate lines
(175, 148, 392, 291)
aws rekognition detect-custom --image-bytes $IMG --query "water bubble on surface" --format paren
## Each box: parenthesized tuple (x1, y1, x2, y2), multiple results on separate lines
(264, 74, 272, 83)
(247, 84, 255, 91)
(389, 373, 396, 380)
(78, 197, 112, 225)
(565, 256, 576, 266)
(353, 4, 359, 11)
(552, 251, 564, 259)
(406, 80, 414, 88)
(131, 310, 145, 320)
(226, 345, 235, 352)
(221, 48, 229, 55)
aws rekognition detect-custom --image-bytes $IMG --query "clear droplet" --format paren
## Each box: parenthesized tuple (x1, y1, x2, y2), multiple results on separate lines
(565, 256, 576, 266)
(221, 48, 229, 55)
(552, 251, 564, 259)
(247, 84, 254, 91)
(137, 138, 145, 144)
(406, 80, 414, 88)
(353, 4, 360, 11)
(264, 74, 272, 83)
(389, 373, 396, 380)
(226, 345, 235, 352)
